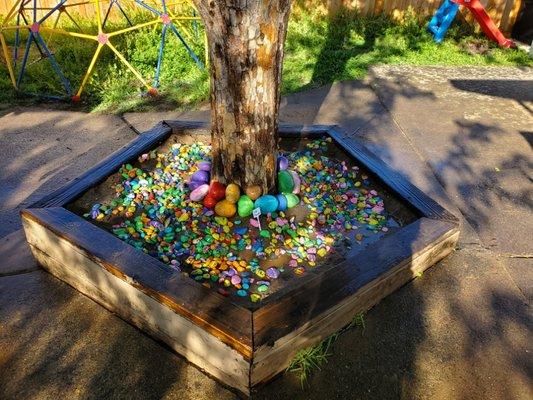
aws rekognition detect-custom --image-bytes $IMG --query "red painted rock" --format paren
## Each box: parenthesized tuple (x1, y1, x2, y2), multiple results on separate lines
(203, 194, 218, 209)
(209, 181, 226, 201)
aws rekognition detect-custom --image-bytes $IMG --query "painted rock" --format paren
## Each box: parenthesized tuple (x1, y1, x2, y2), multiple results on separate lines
(215, 199, 236, 218)
(208, 181, 226, 201)
(277, 155, 289, 171)
(189, 183, 209, 202)
(203, 194, 218, 209)
(285, 193, 300, 208)
(289, 170, 301, 194)
(255, 195, 278, 215)
(245, 185, 262, 201)
(277, 170, 294, 193)
(190, 170, 209, 183)
(225, 183, 240, 203)
(237, 195, 254, 217)
(276, 194, 288, 211)
(197, 161, 211, 171)
(266, 267, 280, 279)
(188, 180, 204, 191)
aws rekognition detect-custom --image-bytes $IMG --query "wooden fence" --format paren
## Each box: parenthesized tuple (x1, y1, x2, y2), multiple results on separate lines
(0, 0, 523, 34)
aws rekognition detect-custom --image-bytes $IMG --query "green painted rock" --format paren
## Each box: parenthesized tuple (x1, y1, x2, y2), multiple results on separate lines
(237, 195, 254, 217)
(277, 170, 294, 193)
(285, 193, 300, 208)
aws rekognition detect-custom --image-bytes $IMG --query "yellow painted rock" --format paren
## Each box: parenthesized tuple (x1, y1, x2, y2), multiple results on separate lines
(214, 199, 237, 218)
(225, 183, 241, 203)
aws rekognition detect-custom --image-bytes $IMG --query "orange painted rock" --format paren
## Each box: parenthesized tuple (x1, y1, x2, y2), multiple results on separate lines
(225, 183, 241, 203)
(245, 185, 262, 201)
(208, 181, 226, 201)
(215, 199, 237, 218)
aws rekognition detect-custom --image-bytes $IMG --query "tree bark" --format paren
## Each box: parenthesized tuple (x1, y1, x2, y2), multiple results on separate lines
(192, 0, 291, 194)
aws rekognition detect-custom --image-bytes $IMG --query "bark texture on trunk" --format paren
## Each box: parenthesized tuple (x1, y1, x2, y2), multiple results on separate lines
(193, 0, 291, 194)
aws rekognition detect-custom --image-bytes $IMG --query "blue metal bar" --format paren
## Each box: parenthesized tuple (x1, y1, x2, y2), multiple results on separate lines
(169, 23, 204, 69)
(153, 23, 168, 88)
(13, 12, 21, 65)
(134, 0, 162, 17)
(38, 0, 67, 24)
(17, 34, 33, 88)
(34, 32, 72, 95)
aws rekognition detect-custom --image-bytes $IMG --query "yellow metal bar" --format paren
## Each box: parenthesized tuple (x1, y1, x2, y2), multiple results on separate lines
(0, 32, 17, 88)
(40, 27, 97, 40)
(4, 0, 24, 24)
(108, 19, 159, 37)
(106, 41, 150, 89)
(76, 43, 104, 96)
(204, 30, 208, 68)
(95, 0, 103, 33)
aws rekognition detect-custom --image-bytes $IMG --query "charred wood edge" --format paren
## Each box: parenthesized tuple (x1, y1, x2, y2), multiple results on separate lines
(327, 126, 459, 223)
(252, 218, 460, 349)
(20, 207, 253, 359)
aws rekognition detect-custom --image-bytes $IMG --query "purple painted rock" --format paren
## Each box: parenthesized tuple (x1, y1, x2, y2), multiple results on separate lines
(197, 161, 211, 171)
(188, 180, 204, 191)
(189, 183, 209, 202)
(190, 170, 210, 183)
(277, 155, 289, 171)
(289, 170, 301, 194)
(266, 267, 280, 279)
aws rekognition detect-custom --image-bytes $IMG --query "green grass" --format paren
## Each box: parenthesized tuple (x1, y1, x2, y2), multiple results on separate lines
(0, 8, 530, 113)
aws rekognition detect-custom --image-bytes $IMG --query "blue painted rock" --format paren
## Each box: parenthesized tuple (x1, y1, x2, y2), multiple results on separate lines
(277, 155, 289, 171)
(190, 170, 209, 183)
(285, 193, 300, 208)
(276, 194, 288, 211)
(215, 199, 236, 218)
(237, 195, 254, 217)
(189, 183, 209, 202)
(254, 195, 279, 215)
(277, 170, 294, 193)
(289, 170, 301, 194)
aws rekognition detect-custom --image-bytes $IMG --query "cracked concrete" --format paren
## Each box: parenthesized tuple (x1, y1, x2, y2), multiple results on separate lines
(0, 66, 531, 399)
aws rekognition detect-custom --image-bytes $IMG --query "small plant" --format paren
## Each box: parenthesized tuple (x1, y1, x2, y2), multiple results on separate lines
(347, 311, 366, 330)
(287, 332, 338, 386)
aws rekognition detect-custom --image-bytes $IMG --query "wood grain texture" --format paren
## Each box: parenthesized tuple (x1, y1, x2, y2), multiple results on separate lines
(30, 121, 173, 209)
(328, 127, 458, 222)
(253, 218, 459, 349)
(251, 219, 459, 385)
(21, 207, 253, 358)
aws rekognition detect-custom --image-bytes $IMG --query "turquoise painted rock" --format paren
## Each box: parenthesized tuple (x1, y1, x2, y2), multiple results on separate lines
(289, 170, 301, 194)
(277, 170, 294, 193)
(276, 194, 287, 211)
(254, 195, 278, 215)
(285, 193, 299, 208)
(237, 195, 254, 217)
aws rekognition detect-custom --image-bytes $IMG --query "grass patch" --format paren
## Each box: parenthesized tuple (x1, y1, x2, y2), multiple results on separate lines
(0, 8, 530, 113)
(287, 311, 367, 386)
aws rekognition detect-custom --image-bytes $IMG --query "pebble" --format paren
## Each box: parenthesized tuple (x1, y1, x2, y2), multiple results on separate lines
(237, 195, 254, 217)
(189, 183, 209, 202)
(276, 194, 287, 211)
(284, 193, 300, 208)
(277, 170, 294, 193)
(277, 155, 289, 170)
(191, 170, 209, 183)
(289, 170, 301, 194)
(254, 195, 278, 214)
(208, 181, 226, 201)
(214, 199, 237, 218)
(225, 183, 240, 203)
(203, 194, 218, 209)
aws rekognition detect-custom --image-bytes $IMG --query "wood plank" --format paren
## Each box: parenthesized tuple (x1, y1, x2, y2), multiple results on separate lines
(251, 219, 459, 385)
(30, 121, 173, 208)
(21, 207, 253, 358)
(253, 218, 459, 349)
(26, 242, 251, 395)
(327, 127, 458, 222)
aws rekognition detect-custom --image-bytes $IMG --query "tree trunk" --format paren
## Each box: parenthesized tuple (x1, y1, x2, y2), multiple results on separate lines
(193, 0, 291, 195)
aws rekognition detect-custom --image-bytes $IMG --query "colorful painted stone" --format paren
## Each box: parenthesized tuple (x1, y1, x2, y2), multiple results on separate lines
(208, 181, 226, 201)
(237, 195, 254, 217)
(289, 170, 301, 194)
(277, 155, 289, 171)
(214, 199, 237, 218)
(255, 195, 278, 215)
(285, 193, 299, 208)
(188, 180, 204, 191)
(245, 185, 262, 201)
(203, 194, 218, 209)
(266, 267, 280, 279)
(197, 161, 211, 171)
(277, 170, 294, 193)
(190, 170, 209, 183)
(189, 183, 209, 202)
(225, 183, 240, 203)
(276, 194, 288, 211)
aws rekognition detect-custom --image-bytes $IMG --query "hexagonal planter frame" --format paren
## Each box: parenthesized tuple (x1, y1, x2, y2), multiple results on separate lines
(21, 121, 459, 396)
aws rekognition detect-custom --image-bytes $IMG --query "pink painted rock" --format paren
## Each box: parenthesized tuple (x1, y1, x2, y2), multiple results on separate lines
(190, 183, 209, 202)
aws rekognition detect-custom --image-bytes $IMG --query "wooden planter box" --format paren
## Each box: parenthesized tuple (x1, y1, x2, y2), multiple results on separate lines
(21, 121, 459, 396)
